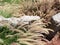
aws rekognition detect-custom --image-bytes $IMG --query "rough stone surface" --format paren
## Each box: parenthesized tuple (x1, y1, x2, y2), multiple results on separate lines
(52, 13, 60, 23)
(0, 15, 40, 26)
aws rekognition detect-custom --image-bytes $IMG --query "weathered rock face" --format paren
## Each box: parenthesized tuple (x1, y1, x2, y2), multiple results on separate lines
(0, 16, 40, 26)
(52, 13, 60, 24)
(19, 16, 40, 24)
(47, 13, 60, 40)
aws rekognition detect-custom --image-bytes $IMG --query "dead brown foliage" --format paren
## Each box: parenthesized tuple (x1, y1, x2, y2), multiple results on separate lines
(19, 0, 60, 21)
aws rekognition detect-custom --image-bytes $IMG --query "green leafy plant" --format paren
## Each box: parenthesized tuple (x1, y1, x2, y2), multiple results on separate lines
(0, 25, 19, 45)
(0, 10, 12, 18)
(1, 0, 23, 4)
(0, 21, 49, 45)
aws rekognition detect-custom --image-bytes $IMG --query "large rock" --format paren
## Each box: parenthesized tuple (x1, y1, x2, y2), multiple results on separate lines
(0, 15, 40, 26)
(47, 13, 60, 41)
(20, 16, 40, 24)
(52, 13, 60, 24)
